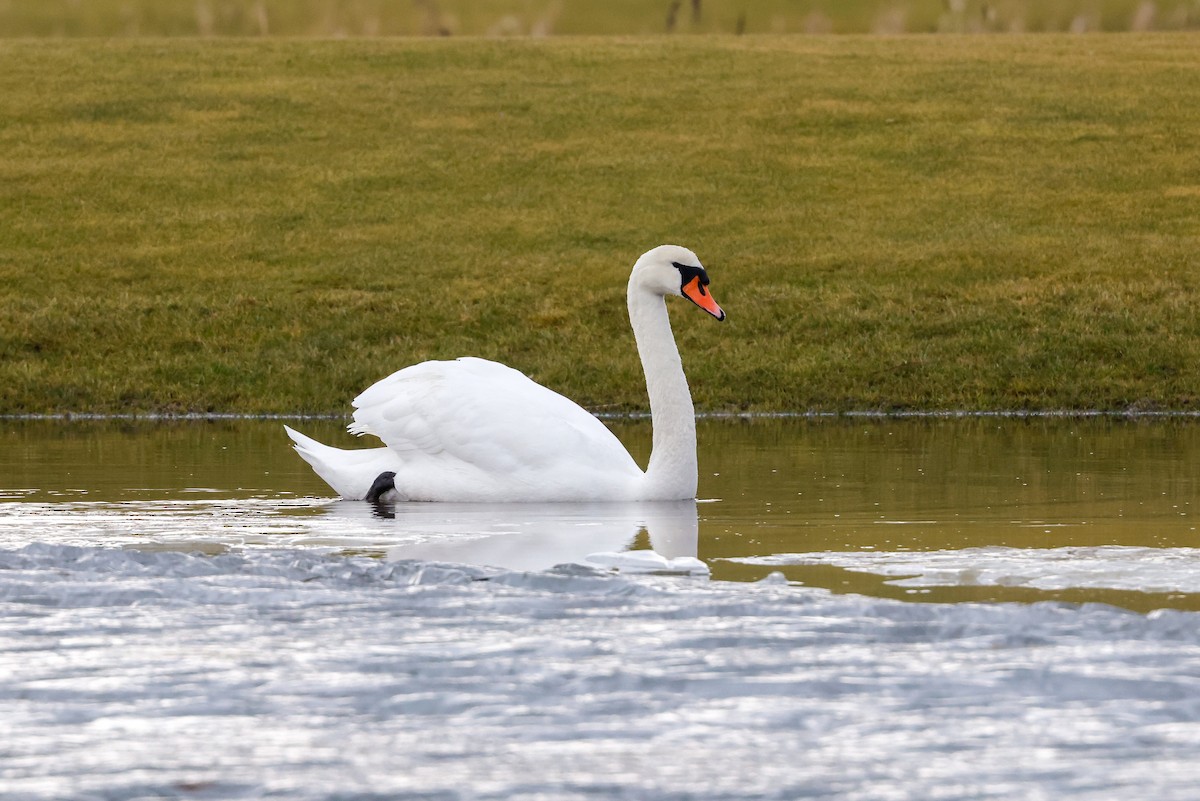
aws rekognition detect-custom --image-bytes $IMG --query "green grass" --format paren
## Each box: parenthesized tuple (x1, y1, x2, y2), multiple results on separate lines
(2, 35, 1199, 414)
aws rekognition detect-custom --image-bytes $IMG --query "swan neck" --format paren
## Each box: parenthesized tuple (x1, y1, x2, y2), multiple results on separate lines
(628, 283, 697, 500)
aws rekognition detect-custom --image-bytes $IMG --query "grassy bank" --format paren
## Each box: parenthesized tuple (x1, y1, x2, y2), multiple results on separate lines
(2, 35, 1199, 414)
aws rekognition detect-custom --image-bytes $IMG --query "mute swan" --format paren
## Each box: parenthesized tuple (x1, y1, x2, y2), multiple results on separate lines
(285, 244, 725, 502)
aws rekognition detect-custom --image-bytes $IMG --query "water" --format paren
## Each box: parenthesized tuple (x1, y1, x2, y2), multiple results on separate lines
(3, 418, 1200, 800)
(3, 417, 1199, 609)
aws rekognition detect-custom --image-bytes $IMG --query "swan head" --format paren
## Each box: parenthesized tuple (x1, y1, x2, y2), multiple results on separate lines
(631, 245, 726, 321)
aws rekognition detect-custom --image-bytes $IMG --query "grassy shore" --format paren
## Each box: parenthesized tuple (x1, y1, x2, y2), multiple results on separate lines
(2, 35, 1199, 415)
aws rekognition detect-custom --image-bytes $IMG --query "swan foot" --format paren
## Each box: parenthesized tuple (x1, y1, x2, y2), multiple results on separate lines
(365, 471, 399, 504)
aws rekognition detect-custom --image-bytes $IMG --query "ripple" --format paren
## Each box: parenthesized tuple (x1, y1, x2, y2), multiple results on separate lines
(727, 546, 1200, 594)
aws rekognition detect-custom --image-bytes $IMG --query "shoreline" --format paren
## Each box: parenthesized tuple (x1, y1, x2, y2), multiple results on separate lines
(6, 409, 1200, 422)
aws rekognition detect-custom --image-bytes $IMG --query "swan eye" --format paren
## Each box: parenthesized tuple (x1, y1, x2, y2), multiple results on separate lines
(672, 261, 710, 292)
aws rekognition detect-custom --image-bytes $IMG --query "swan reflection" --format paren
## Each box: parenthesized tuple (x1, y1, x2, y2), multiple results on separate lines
(322, 499, 704, 574)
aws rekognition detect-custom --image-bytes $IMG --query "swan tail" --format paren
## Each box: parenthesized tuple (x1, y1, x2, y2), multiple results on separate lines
(283, 425, 400, 500)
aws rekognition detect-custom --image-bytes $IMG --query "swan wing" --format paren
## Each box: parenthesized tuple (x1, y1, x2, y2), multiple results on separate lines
(348, 358, 642, 495)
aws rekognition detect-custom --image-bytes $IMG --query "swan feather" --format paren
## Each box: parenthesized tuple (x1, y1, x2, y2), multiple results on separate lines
(332, 357, 641, 501)
(285, 245, 723, 503)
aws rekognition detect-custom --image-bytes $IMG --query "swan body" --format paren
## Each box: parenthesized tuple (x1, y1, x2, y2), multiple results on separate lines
(286, 245, 725, 502)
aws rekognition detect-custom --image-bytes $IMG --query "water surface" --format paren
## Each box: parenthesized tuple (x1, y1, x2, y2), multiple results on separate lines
(5, 417, 1200, 800)
(3, 417, 1199, 611)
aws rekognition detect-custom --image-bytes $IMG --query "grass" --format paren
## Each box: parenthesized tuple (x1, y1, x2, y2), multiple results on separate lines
(3, 1, 1199, 36)
(1, 35, 1199, 414)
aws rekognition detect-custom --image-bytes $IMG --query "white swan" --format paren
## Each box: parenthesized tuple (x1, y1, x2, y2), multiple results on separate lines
(284, 244, 725, 502)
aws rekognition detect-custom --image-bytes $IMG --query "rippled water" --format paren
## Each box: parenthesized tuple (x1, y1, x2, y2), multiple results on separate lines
(3, 417, 1199, 609)
(3, 418, 1200, 800)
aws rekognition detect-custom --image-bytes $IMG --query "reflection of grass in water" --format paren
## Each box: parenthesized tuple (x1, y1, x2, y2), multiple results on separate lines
(693, 416, 1200, 610)
(1, 0, 1199, 36)
(2, 35, 1200, 414)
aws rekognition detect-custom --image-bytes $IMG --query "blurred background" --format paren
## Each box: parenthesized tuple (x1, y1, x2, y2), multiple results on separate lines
(2, 0, 1199, 38)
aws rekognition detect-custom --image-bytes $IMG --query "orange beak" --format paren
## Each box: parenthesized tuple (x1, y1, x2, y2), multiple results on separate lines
(682, 276, 726, 321)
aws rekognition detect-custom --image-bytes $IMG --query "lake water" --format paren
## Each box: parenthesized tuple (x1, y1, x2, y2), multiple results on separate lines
(4, 417, 1199, 609)
(3, 418, 1200, 799)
